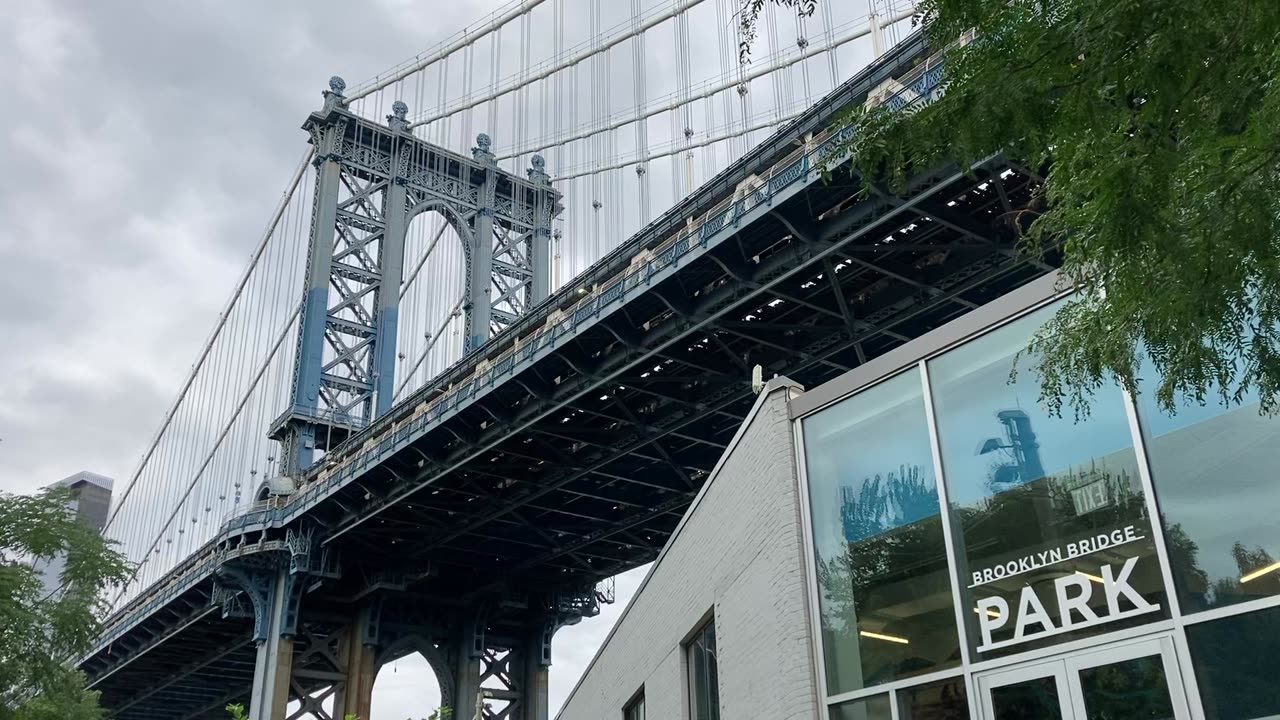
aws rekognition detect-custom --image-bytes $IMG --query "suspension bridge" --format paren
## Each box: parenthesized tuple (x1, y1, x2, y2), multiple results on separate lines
(76, 1, 1056, 718)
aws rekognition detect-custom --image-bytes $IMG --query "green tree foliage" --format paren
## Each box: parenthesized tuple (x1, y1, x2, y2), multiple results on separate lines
(0, 488, 131, 720)
(742, 0, 1280, 416)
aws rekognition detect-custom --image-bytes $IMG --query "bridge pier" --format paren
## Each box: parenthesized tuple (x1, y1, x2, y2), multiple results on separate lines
(233, 568, 300, 720)
(330, 605, 378, 720)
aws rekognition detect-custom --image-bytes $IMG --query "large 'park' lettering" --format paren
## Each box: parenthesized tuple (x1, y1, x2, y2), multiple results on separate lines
(974, 556, 1161, 653)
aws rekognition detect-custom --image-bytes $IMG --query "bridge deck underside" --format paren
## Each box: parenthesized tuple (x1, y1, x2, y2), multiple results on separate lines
(90, 601, 256, 720)
(86, 156, 1056, 719)
(94, 602, 354, 720)
(307, 157, 1057, 601)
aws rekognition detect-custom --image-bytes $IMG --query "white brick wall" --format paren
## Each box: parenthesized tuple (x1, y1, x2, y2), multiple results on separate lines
(556, 380, 820, 720)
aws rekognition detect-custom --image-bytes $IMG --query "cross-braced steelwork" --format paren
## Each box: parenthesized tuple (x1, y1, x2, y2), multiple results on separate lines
(270, 79, 561, 478)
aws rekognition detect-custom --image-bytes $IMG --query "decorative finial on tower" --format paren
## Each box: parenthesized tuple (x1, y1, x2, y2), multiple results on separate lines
(388, 100, 409, 132)
(527, 153, 550, 185)
(322, 75, 347, 113)
(472, 132, 495, 165)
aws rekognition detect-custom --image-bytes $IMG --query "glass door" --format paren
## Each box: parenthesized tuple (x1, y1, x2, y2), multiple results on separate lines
(979, 659, 1075, 720)
(1064, 637, 1188, 720)
(977, 636, 1190, 719)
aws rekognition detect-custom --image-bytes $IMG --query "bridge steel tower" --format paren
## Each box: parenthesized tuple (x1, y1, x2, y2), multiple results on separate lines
(231, 77, 567, 720)
(268, 76, 561, 479)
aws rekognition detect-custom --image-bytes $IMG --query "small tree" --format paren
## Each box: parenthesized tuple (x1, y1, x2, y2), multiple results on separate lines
(0, 487, 131, 719)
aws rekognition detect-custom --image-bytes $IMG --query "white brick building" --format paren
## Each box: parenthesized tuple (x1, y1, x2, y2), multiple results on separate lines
(557, 378, 817, 720)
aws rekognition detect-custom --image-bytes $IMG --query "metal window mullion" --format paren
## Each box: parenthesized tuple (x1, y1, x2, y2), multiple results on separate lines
(919, 358, 985, 720)
(791, 418, 834, 720)
(822, 668, 967, 708)
(918, 360, 974, 667)
(1169, 628, 1208, 720)
(1120, 386, 1184, 622)
(1178, 592, 1280, 627)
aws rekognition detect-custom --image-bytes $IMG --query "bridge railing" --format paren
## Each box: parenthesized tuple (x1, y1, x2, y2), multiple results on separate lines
(219, 495, 288, 531)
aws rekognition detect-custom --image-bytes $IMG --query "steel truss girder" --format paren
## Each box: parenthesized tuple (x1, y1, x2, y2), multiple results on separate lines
(317, 159, 1036, 582)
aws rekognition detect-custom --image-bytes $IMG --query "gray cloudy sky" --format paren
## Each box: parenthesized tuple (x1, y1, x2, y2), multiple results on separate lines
(0, 0, 655, 715)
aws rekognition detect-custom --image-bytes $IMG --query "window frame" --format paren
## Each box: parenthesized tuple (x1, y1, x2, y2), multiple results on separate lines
(622, 685, 645, 720)
(684, 615, 721, 720)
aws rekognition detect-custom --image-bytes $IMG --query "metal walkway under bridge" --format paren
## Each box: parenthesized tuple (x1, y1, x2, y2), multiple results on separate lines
(80, 30, 1056, 720)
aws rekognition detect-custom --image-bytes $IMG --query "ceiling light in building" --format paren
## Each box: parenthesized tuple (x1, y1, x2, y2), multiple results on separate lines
(1077, 570, 1105, 585)
(1240, 561, 1280, 584)
(974, 607, 1001, 619)
(859, 630, 909, 645)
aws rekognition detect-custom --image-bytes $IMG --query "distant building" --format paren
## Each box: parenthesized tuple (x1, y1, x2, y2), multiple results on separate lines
(33, 471, 114, 598)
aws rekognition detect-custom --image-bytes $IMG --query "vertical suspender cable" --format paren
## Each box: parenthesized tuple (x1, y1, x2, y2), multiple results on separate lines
(630, 0, 650, 225)
(676, 4, 694, 197)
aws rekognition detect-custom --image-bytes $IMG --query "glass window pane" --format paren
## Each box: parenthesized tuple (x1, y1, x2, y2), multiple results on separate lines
(804, 370, 960, 694)
(686, 620, 720, 720)
(624, 693, 645, 720)
(1135, 354, 1280, 613)
(930, 303, 1168, 659)
(990, 676, 1063, 720)
(1077, 654, 1175, 720)
(1185, 604, 1280, 720)
(898, 676, 970, 719)
(832, 693, 893, 720)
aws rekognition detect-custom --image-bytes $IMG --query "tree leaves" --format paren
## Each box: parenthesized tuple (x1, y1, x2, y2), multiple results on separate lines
(1, 488, 131, 719)
(752, 0, 1280, 416)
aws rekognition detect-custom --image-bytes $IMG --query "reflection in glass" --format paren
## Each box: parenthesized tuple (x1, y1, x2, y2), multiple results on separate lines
(1135, 353, 1280, 612)
(804, 371, 960, 695)
(930, 304, 1167, 658)
(1078, 655, 1175, 720)
(1186, 604, 1280, 720)
(831, 694, 893, 720)
(990, 676, 1063, 720)
(898, 676, 970, 719)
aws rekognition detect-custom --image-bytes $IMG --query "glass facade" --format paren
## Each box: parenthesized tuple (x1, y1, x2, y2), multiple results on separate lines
(831, 693, 893, 720)
(1134, 355, 1280, 613)
(898, 676, 969, 719)
(930, 305, 1166, 658)
(799, 288, 1280, 719)
(1185, 604, 1280, 720)
(805, 371, 960, 694)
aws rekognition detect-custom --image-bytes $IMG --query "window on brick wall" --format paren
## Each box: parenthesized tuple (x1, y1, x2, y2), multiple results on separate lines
(623, 689, 645, 720)
(686, 618, 720, 720)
